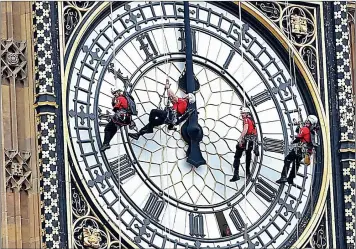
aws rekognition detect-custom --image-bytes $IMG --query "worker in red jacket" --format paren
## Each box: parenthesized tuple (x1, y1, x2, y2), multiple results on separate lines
(230, 107, 258, 182)
(129, 79, 195, 140)
(100, 89, 134, 151)
(276, 115, 318, 184)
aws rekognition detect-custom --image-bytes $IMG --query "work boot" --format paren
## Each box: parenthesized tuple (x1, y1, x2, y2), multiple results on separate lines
(100, 143, 111, 152)
(287, 177, 294, 185)
(276, 177, 288, 184)
(230, 175, 240, 182)
(128, 132, 140, 140)
(230, 169, 240, 182)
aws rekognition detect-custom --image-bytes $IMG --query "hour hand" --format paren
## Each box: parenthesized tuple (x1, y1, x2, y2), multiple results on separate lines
(180, 92, 205, 167)
(183, 108, 206, 167)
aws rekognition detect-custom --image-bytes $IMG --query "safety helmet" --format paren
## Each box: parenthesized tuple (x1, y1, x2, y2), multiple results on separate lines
(111, 88, 122, 95)
(306, 115, 318, 125)
(240, 107, 251, 114)
(186, 93, 196, 104)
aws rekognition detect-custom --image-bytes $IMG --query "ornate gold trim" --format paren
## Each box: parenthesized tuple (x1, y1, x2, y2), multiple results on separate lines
(34, 101, 58, 108)
(36, 112, 57, 117)
(340, 148, 356, 153)
(35, 92, 56, 97)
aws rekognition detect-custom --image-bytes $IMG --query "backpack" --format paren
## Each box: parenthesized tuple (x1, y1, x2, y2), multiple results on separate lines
(123, 92, 138, 116)
(310, 129, 320, 148)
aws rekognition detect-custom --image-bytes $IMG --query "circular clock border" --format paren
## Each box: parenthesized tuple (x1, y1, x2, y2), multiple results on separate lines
(63, 1, 330, 248)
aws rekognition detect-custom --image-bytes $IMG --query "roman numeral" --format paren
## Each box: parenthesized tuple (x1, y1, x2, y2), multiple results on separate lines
(229, 207, 245, 231)
(262, 137, 285, 154)
(143, 193, 165, 221)
(108, 154, 136, 183)
(215, 211, 232, 237)
(250, 90, 271, 106)
(223, 41, 239, 70)
(136, 32, 158, 61)
(178, 28, 197, 54)
(255, 177, 277, 202)
(107, 63, 130, 88)
(224, 23, 252, 71)
(189, 213, 205, 237)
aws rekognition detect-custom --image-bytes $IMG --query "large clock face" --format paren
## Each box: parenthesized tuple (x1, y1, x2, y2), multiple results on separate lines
(66, 2, 323, 248)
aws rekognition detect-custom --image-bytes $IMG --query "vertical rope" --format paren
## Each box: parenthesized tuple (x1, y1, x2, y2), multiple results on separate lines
(238, 1, 248, 241)
(160, 1, 171, 238)
(110, 2, 122, 246)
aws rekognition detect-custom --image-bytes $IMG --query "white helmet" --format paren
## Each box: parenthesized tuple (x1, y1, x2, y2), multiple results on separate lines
(306, 115, 318, 125)
(186, 93, 196, 104)
(111, 88, 122, 95)
(240, 107, 251, 114)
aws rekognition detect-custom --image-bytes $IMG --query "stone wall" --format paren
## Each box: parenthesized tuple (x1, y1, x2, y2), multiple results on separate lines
(0, 2, 41, 248)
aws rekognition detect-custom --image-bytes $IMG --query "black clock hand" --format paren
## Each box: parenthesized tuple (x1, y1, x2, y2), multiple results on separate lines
(180, 1, 206, 167)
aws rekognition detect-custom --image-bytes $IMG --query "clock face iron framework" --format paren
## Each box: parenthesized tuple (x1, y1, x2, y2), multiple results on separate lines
(65, 2, 326, 248)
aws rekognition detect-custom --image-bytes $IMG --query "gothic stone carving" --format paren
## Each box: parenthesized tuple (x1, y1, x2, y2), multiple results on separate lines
(0, 39, 27, 82)
(4, 149, 32, 191)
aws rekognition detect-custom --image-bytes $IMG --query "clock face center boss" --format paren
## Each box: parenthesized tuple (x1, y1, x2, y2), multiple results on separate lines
(66, 1, 323, 248)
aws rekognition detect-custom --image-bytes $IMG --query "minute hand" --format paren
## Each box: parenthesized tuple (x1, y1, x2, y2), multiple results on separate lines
(181, 1, 206, 167)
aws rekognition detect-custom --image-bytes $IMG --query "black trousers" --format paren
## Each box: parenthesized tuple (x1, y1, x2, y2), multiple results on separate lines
(103, 120, 118, 145)
(233, 140, 253, 174)
(281, 149, 302, 180)
(140, 109, 168, 134)
(103, 111, 132, 145)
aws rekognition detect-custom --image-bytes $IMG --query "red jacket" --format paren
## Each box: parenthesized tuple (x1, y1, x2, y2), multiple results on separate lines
(296, 127, 311, 143)
(112, 95, 128, 111)
(172, 98, 188, 115)
(243, 117, 257, 135)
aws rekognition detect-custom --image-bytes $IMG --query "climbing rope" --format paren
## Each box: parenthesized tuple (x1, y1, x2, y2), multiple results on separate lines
(159, 1, 172, 239)
(238, 1, 249, 241)
(285, 0, 300, 239)
(110, 2, 122, 246)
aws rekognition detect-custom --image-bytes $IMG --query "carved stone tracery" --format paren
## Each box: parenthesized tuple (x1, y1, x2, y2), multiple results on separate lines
(4, 149, 32, 192)
(0, 39, 27, 82)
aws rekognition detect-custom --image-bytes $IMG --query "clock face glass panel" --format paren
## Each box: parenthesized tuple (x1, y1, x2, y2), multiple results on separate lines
(66, 2, 320, 248)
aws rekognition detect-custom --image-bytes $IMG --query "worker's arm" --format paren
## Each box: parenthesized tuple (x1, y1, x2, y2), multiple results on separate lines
(165, 79, 178, 102)
(238, 123, 249, 141)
